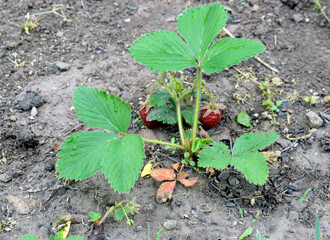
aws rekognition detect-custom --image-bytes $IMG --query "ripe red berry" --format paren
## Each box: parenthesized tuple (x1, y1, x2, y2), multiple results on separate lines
(139, 106, 158, 129)
(199, 109, 222, 129)
(199, 103, 225, 129)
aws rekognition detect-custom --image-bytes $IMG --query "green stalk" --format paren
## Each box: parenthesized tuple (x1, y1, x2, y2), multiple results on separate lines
(142, 138, 186, 151)
(191, 67, 202, 143)
(202, 86, 215, 109)
(98, 200, 129, 225)
(179, 81, 197, 100)
(175, 100, 186, 146)
(148, 82, 160, 100)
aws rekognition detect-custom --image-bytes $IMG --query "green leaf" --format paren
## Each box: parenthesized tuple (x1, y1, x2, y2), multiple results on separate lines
(18, 235, 39, 240)
(73, 85, 131, 133)
(233, 132, 279, 155)
(182, 107, 198, 125)
(147, 106, 177, 124)
(150, 89, 171, 106)
(129, 30, 195, 72)
(262, 99, 271, 106)
(177, 3, 227, 62)
(201, 38, 265, 74)
(57, 132, 118, 181)
(56, 133, 145, 193)
(89, 211, 101, 222)
(231, 152, 268, 185)
(237, 112, 252, 128)
(54, 232, 63, 240)
(114, 207, 132, 221)
(191, 138, 201, 152)
(239, 227, 253, 240)
(102, 134, 145, 193)
(198, 142, 231, 169)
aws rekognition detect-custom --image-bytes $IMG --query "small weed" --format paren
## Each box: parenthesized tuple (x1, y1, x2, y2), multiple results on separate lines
(89, 198, 140, 227)
(0, 217, 16, 232)
(156, 227, 164, 240)
(299, 188, 312, 203)
(313, 0, 330, 23)
(9, 5, 70, 34)
(303, 95, 319, 105)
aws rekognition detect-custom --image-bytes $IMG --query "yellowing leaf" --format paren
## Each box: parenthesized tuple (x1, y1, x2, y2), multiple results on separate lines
(151, 168, 176, 181)
(263, 150, 281, 164)
(156, 181, 176, 203)
(52, 215, 74, 240)
(141, 162, 153, 177)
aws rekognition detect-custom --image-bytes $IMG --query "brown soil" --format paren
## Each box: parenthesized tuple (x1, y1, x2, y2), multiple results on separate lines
(0, 0, 329, 239)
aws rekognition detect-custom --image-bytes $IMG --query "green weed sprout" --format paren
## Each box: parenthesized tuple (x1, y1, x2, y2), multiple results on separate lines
(89, 198, 140, 227)
(313, 0, 330, 23)
(56, 3, 279, 195)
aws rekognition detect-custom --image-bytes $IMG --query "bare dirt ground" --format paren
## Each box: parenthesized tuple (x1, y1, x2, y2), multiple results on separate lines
(0, 0, 329, 239)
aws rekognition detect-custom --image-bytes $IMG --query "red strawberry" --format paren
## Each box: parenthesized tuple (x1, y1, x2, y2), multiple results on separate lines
(199, 103, 226, 129)
(139, 105, 158, 129)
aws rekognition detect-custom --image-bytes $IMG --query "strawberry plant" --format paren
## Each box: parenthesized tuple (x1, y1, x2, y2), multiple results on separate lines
(56, 3, 279, 199)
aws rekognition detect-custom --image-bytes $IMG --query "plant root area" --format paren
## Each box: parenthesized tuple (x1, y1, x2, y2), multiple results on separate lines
(0, 0, 329, 239)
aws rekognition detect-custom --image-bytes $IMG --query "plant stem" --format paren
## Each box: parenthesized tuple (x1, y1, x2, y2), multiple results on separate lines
(179, 81, 197, 100)
(98, 200, 129, 225)
(142, 138, 186, 151)
(201, 86, 215, 109)
(175, 100, 186, 146)
(315, 0, 330, 23)
(148, 82, 160, 100)
(191, 67, 202, 143)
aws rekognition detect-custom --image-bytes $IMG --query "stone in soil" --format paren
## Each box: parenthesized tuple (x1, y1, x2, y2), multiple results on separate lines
(163, 219, 176, 230)
(306, 111, 323, 128)
(0, 173, 12, 183)
(288, 183, 300, 191)
(56, 61, 71, 71)
(17, 91, 46, 111)
(218, 171, 230, 181)
(276, 138, 292, 148)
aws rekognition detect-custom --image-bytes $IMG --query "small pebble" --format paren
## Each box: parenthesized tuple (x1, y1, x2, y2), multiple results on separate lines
(0, 173, 12, 183)
(306, 111, 323, 128)
(163, 220, 176, 230)
(134, 226, 142, 232)
(10, 115, 17, 121)
(288, 183, 300, 191)
(250, 198, 256, 207)
(56, 61, 71, 71)
(218, 171, 230, 181)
